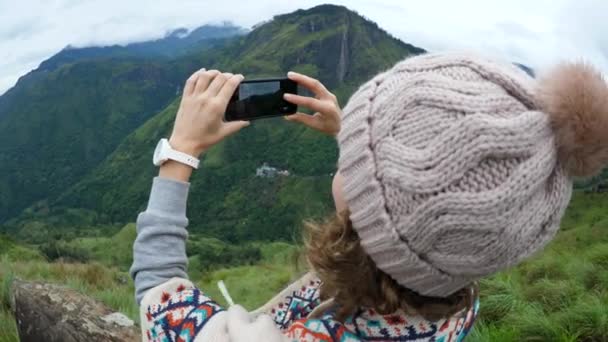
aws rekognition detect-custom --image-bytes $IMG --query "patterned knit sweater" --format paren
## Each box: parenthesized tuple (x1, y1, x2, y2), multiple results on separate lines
(132, 177, 479, 342)
(140, 274, 478, 342)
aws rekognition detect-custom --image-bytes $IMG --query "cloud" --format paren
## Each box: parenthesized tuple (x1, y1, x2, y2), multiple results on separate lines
(0, 0, 607, 94)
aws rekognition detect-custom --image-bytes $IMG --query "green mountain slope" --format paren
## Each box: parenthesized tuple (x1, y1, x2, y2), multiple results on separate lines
(0, 59, 186, 221)
(0, 27, 244, 222)
(47, 5, 425, 242)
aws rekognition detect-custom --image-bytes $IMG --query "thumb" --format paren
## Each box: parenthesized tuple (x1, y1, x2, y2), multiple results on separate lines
(221, 120, 250, 137)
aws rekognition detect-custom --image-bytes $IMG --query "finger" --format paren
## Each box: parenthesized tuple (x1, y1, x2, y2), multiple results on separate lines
(221, 120, 250, 137)
(284, 112, 318, 128)
(283, 93, 332, 113)
(194, 70, 220, 94)
(207, 72, 233, 96)
(183, 68, 205, 96)
(218, 74, 244, 103)
(287, 71, 330, 99)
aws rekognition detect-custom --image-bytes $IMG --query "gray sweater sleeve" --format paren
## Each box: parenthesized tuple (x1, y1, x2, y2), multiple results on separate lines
(130, 177, 191, 305)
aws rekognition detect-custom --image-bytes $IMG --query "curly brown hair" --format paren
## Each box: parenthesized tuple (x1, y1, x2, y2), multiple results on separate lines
(303, 211, 478, 321)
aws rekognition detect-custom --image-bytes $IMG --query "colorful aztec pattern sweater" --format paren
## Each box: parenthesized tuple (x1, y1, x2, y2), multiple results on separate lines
(131, 177, 479, 342)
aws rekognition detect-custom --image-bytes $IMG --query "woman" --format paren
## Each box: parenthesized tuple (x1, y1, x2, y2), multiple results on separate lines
(130, 52, 608, 341)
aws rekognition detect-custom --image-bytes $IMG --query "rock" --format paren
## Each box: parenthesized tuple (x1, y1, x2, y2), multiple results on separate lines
(11, 279, 140, 342)
(102, 312, 135, 327)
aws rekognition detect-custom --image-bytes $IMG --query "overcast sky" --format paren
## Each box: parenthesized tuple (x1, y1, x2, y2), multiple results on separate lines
(1, 0, 607, 94)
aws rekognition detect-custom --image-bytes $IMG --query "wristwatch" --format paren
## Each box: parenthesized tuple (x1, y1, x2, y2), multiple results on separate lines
(153, 138, 200, 169)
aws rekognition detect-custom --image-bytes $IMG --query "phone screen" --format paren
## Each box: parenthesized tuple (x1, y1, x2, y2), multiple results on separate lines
(225, 78, 298, 121)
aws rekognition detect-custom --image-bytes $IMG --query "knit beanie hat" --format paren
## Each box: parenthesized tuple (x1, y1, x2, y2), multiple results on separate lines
(337, 52, 608, 298)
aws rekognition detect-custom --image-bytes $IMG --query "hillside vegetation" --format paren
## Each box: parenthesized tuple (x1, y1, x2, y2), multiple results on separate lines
(2, 5, 424, 245)
(0, 25, 244, 222)
(0, 59, 185, 221)
(1, 191, 607, 341)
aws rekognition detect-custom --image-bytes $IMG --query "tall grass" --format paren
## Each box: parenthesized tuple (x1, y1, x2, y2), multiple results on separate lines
(0, 309, 18, 342)
(0, 238, 299, 341)
(0, 255, 137, 341)
(0, 192, 607, 341)
(470, 192, 608, 341)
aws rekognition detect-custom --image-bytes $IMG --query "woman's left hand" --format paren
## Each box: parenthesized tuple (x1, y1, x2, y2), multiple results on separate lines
(283, 72, 341, 137)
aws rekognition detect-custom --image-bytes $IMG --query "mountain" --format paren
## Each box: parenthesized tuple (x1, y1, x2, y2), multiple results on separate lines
(1, 5, 425, 242)
(215, 4, 424, 92)
(0, 25, 245, 222)
(38, 5, 425, 243)
(0, 59, 183, 222)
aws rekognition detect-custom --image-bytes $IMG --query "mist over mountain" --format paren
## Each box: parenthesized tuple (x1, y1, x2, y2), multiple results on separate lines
(38, 23, 248, 72)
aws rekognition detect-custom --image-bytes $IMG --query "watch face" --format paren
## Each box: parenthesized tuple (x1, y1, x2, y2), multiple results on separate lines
(153, 139, 167, 166)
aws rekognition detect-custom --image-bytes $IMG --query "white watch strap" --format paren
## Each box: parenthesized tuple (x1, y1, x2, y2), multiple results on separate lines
(166, 148, 200, 169)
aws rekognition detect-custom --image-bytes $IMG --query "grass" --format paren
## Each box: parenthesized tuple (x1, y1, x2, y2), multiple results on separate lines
(0, 191, 607, 341)
(0, 256, 138, 317)
(196, 241, 302, 309)
(64, 223, 136, 270)
(0, 229, 138, 340)
(0, 309, 18, 342)
(0, 236, 302, 340)
(469, 191, 608, 341)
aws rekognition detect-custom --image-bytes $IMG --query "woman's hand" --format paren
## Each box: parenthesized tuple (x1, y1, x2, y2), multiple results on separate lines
(169, 69, 250, 158)
(283, 72, 341, 136)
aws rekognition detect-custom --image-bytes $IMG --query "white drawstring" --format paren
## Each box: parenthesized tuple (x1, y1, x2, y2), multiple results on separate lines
(217, 280, 235, 307)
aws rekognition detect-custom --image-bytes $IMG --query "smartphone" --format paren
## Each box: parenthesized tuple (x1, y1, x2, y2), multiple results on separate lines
(225, 78, 298, 121)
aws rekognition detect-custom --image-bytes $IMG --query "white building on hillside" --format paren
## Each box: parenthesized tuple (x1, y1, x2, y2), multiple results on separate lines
(256, 163, 290, 178)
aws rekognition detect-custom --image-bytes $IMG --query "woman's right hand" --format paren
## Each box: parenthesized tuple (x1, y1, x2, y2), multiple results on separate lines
(283, 72, 341, 137)
(169, 69, 249, 158)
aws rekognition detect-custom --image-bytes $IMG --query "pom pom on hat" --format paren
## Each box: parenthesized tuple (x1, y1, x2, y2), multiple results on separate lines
(538, 62, 608, 177)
